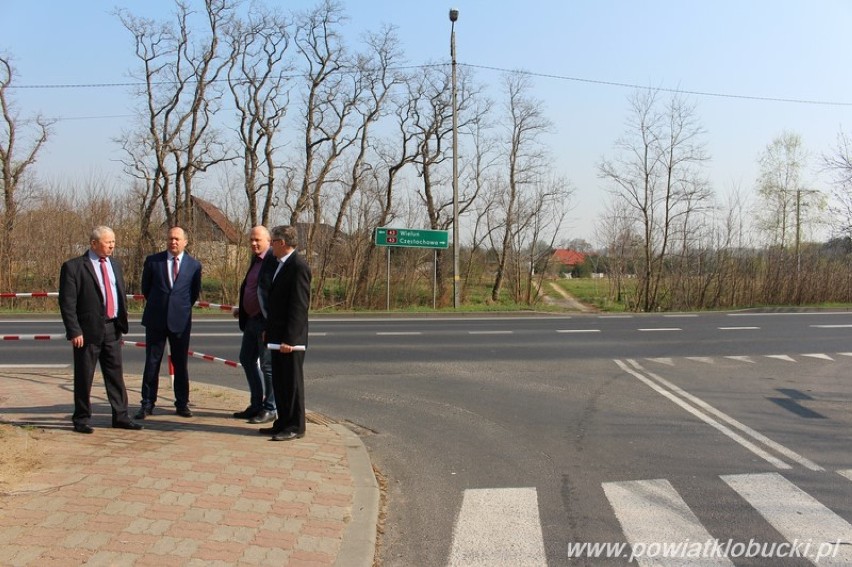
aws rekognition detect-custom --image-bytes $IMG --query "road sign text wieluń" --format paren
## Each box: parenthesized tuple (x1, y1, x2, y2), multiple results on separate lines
(374, 227, 449, 249)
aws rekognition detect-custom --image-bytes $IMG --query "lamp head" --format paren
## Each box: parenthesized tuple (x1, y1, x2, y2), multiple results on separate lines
(449, 8, 459, 22)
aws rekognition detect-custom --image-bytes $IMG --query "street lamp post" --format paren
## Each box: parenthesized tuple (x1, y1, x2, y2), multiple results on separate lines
(449, 8, 460, 309)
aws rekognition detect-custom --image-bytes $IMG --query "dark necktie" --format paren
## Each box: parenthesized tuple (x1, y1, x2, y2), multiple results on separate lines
(100, 257, 116, 319)
(173, 256, 179, 284)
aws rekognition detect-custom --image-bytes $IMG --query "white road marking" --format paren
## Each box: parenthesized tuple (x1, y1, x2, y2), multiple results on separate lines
(724, 356, 755, 363)
(556, 329, 601, 333)
(717, 326, 760, 330)
(685, 357, 715, 364)
(722, 473, 852, 566)
(664, 314, 698, 318)
(765, 355, 796, 362)
(811, 324, 852, 328)
(638, 328, 682, 332)
(376, 332, 422, 336)
(620, 360, 824, 471)
(603, 478, 734, 567)
(448, 487, 546, 567)
(646, 358, 674, 366)
(616, 360, 790, 470)
(802, 353, 834, 361)
(838, 469, 852, 483)
(467, 330, 513, 335)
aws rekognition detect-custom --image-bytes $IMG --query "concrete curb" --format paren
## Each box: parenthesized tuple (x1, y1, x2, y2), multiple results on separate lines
(331, 423, 379, 567)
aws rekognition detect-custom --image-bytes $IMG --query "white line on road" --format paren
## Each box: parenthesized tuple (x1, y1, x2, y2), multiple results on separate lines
(802, 353, 834, 361)
(603, 478, 734, 567)
(685, 357, 714, 364)
(765, 355, 796, 362)
(664, 314, 698, 318)
(838, 469, 852, 483)
(812, 324, 852, 328)
(467, 330, 513, 335)
(375, 331, 422, 336)
(717, 326, 760, 330)
(615, 360, 791, 470)
(556, 329, 601, 333)
(638, 328, 682, 332)
(725, 356, 755, 363)
(448, 487, 546, 567)
(722, 473, 852, 567)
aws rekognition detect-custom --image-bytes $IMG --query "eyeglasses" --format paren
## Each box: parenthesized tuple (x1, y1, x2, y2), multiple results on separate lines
(271, 238, 283, 243)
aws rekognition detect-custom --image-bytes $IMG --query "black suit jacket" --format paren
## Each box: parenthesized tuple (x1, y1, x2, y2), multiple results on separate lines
(238, 251, 277, 332)
(266, 251, 311, 346)
(59, 253, 129, 342)
(140, 250, 202, 333)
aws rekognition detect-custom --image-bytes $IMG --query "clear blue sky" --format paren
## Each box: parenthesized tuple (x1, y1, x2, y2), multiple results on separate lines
(3, 1, 852, 244)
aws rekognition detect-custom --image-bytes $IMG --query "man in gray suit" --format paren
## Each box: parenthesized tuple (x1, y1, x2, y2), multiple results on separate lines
(59, 226, 141, 434)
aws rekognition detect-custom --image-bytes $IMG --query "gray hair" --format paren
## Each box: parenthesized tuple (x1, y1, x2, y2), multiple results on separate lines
(90, 226, 115, 242)
(270, 225, 299, 248)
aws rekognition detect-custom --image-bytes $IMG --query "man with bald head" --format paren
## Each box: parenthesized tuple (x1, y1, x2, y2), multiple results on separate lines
(232, 225, 278, 423)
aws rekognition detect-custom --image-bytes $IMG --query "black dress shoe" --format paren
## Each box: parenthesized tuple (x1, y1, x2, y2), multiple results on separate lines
(248, 410, 276, 424)
(73, 423, 94, 434)
(175, 407, 193, 418)
(271, 431, 304, 441)
(233, 406, 258, 419)
(258, 426, 278, 435)
(113, 421, 143, 430)
(134, 405, 153, 420)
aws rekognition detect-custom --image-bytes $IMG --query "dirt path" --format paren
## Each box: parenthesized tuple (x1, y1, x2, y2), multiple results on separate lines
(544, 281, 595, 312)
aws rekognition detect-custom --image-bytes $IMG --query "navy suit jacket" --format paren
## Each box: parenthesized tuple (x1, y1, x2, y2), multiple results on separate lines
(140, 251, 202, 333)
(59, 253, 129, 342)
(266, 251, 311, 346)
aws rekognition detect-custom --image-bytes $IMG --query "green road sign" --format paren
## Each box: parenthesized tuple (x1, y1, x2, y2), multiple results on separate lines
(374, 227, 449, 249)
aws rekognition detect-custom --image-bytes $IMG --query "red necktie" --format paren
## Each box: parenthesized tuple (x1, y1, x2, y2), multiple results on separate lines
(173, 256, 179, 284)
(100, 257, 116, 319)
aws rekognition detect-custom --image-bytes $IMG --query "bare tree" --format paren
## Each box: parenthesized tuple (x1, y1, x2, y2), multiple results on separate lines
(599, 89, 710, 312)
(226, 5, 292, 227)
(823, 130, 852, 237)
(0, 55, 53, 290)
(755, 131, 809, 247)
(491, 72, 551, 302)
(116, 0, 235, 255)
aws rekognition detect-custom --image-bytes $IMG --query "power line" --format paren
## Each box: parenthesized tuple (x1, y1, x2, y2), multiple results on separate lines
(9, 61, 852, 108)
(463, 63, 852, 107)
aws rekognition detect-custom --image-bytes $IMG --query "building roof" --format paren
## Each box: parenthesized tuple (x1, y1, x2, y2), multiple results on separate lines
(551, 249, 587, 267)
(191, 196, 241, 245)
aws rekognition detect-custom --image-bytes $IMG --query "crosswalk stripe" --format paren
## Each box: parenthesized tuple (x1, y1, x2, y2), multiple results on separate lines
(722, 473, 852, 566)
(603, 479, 735, 566)
(725, 356, 755, 363)
(838, 469, 852, 483)
(448, 487, 546, 567)
(646, 357, 674, 365)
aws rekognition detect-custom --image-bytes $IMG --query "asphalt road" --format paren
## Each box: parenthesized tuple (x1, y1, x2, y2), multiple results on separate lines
(3, 311, 852, 566)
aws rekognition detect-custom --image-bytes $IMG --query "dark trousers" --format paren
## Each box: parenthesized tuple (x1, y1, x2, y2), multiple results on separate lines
(239, 316, 275, 412)
(72, 321, 130, 425)
(270, 350, 305, 434)
(140, 325, 191, 409)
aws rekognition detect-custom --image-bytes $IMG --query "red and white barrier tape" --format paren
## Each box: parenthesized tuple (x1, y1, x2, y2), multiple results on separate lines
(3, 291, 238, 313)
(121, 340, 241, 368)
(2, 334, 64, 340)
(0, 292, 58, 298)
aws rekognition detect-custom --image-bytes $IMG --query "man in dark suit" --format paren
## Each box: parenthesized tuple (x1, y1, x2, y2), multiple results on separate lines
(259, 225, 311, 441)
(135, 226, 202, 419)
(232, 225, 278, 423)
(59, 226, 142, 434)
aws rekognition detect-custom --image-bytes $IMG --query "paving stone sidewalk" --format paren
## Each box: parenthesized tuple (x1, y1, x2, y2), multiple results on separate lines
(0, 371, 378, 567)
